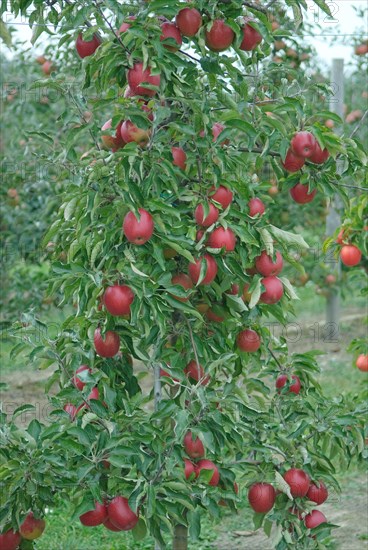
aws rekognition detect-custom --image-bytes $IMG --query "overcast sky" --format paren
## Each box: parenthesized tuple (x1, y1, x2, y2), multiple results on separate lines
(2, 0, 367, 70)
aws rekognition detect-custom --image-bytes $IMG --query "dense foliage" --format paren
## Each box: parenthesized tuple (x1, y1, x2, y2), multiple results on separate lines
(0, 1, 367, 549)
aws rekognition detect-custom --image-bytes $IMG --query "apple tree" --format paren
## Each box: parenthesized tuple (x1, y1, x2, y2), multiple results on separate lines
(1, 1, 367, 549)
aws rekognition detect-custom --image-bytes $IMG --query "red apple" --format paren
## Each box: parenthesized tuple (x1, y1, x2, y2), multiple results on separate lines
(356, 354, 368, 372)
(290, 183, 316, 204)
(291, 131, 316, 158)
(325, 274, 336, 285)
(184, 458, 196, 480)
(172, 146, 187, 170)
(80, 501, 108, 527)
(207, 227, 236, 252)
(76, 34, 101, 58)
(107, 497, 139, 531)
(184, 360, 210, 385)
(0, 529, 21, 550)
(248, 483, 276, 513)
(283, 468, 310, 497)
(184, 431, 205, 459)
(355, 43, 368, 56)
(127, 62, 161, 97)
(101, 119, 125, 151)
(176, 8, 202, 37)
(212, 122, 228, 144)
(63, 403, 77, 420)
(209, 185, 233, 209)
(94, 328, 120, 357)
(336, 229, 346, 245)
(340, 244, 362, 266)
(260, 276, 283, 304)
(19, 512, 45, 540)
(160, 22, 182, 51)
(240, 20, 262, 51)
(309, 141, 329, 164)
(255, 251, 283, 276)
(41, 60, 54, 75)
(120, 120, 150, 146)
(171, 273, 193, 302)
(304, 510, 327, 529)
(72, 365, 92, 390)
(282, 149, 305, 172)
(104, 518, 123, 531)
(196, 229, 205, 241)
(103, 284, 134, 316)
(196, 459, 220, 486)
(206, 308, 225, 322)
(118, 16, 136, 34)
(276, 374, 301, 395)
(194, 202, 219, 227)
(307, 481, 328, 505)
(205, 20, 234, 52)
(236, 329, 261, 352)
(123, 208, 154, 245)
(188, 254, 218, 285)
(248, 197, 265, 217)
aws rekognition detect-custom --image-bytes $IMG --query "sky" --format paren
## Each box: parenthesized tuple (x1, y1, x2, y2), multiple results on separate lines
(2, 0, 367, 69)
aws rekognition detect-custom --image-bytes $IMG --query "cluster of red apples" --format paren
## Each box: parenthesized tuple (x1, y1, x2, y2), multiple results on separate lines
(78, 496, 138, 533)
(183, 431, 221, 488)
(0, 512, 45, 550)
(282, 131, 330, 205)
(248, 468, 329, 532)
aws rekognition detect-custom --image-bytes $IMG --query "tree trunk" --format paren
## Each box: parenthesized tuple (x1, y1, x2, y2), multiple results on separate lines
(173, 524, 188, 550)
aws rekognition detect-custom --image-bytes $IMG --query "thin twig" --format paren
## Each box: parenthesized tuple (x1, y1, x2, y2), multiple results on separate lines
(267, 347, 284, 369)
(349, 109, 368, 139)
(93, 0, 130, 52)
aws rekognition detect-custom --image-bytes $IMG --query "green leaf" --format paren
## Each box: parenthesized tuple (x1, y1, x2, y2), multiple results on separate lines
(0, 18, 12, 48)
(268, 225, 309, 250)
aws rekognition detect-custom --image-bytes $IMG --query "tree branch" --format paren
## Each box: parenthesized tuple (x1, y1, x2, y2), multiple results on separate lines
(349, 109, 368, 139)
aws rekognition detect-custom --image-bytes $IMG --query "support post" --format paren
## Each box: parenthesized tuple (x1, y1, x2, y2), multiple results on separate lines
(325, 59, 344, 345)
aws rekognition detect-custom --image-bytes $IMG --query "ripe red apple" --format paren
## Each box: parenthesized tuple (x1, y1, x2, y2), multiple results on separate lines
(184, 360, 210, 385)
(101, 119, 125, 151)
(120, 120, 150, 146)
(80, 501, 108, 526)
(118, 16, 136, 34)
(291, 131, 316, 158)
(248, 483, 276, 513)
(0, 529, 21, 550)
(248, 197, 265, 217)
(63, 403, 77, 420)
(268, 185, 278, 196)
(172, 146, 186, 170)
(255, 251, 283, 276)
(41, 60, 54, 75)
(184, 431, 205, 458)
(237, 329, 261, 352)
(207, 227, 236, 252)
(212, 122, 228, 144)
(355, 43, 368, 56)
(356, 354, 368, 372)
(283, 468, 310, 497)
(325, 274, 336, 285)
(290, 183, 317, 204)
(94, 328, 120, 357)
(304, 510, 327, 529)
(127, 62, 161, 97)
(196, 459, 220, 486)
(184, 458, 196, 480)
(72, 365, 92, 390)
(171, 273, 193, 302)
(103, 284, 134, 316)
(176, 8, 202, 37)
(104, 518, 123, 531)
(209, 185, 233, 209)
(206, 308, 225, 323)
(260, 276, 283, 304)
(19, 512, 45, 540)
(307, 481, 328, 505)
(276, 374, 301, 395)
(196, 229, 205, 241)
(340, 244, 362, 266)
(309, 141, 329, 164)
(75, 34, 101, 58)
(107, 497, 139, 531)
(282, 149, 305, 172)
(36, 55, 47, 64)
(194, 202, 219, 227)
(188, 254, 218, 285)
(123, 208, 154, 245)
(205, 20, 234, 51)
(240, 20, 262, 51)
(160, 22, 182, 51)
(336, 229, 346, 245)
